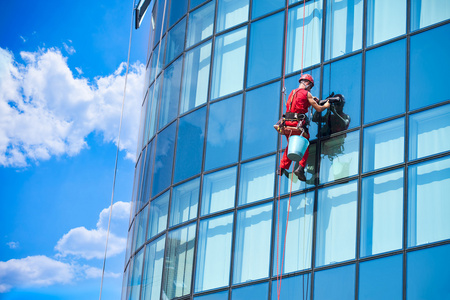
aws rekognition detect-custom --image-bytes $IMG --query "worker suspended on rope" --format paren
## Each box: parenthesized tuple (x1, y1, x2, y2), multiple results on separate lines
(276, 74, 330, 181)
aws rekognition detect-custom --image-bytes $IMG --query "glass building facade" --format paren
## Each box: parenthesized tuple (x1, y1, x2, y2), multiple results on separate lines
(123, 0, 450, 299)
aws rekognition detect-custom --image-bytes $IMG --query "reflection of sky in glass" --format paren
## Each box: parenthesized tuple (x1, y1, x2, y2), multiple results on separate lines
(238, 155, 275, 205)
(201, 166, 236, 216)
(232, 282, 268, 300)
(216, 0, 249, 32)
(411, 0, 450, 30)
(170, 178, 199, 227)
(270, 274, 310, 300)
(314, 264, 355, 300)
(366, 0, 406, 46)
(142, 236, 166, 300)
(147, 191, 169, 240)
(152, 122, 176, 197)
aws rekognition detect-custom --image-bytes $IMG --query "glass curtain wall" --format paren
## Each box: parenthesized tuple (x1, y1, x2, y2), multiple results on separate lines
(123, 0, 450, 299)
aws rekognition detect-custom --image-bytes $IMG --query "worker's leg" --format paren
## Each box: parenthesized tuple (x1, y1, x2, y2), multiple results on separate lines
(295, 132, 310, 181)
(279, 135, 293, 170)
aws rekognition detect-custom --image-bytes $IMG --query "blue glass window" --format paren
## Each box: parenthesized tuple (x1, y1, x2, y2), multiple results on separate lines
(411, 0, 450, 31)
(165, 17, 186, 65)
(407, 244, 450, 300)
(316, 181, 357, 267)
(162, 223, 196, 299)
(201, 166, 237, 216)
(323, 54, 361, 130)
(361, 169, 404, 257)
(129, 249, 145, 300)
(153, 0, 169, 47)
(270, 274, 310, 300)
(367, 0, 406, 46)
(211, 27, 247, 99)
(408, 156, 450, 247)
(147, 191, 169, 240)
(174, 107, 206, 183)
(141, 94, 150, 147)
(195, 213, 233, 292)
(194, 290, 228, 300)
(170, 178, 200, 227)
(286, 1, 323, 74)
(247, 12, 283, 87)
(233, 203, 272, 284)
(409, 104, 450, 161)
(187, 1, 214, 48)
(150, 41, 164, 84)
(273, 192, 314, 275)
(325, 0, 363, 60)
(133, 206, 148, 253)
(168, 0, 188, 28)
(279, 144, 316, 194)
(205, 95, 242, 171)
(149, 77, 162, 138)
(238, 155, 275, 206)
(363, 118, 405, 173)
(410, 23, 450, 110)
(141, 236, 166, 300)
(320, 131, 359, 184)
(364, 40, 406, 124)
(159, 56, 182, 130)
(152, 122, 176, 197)
(359, 255, 403, 300)
(252, 0, 284, 19)
(216, 0, 249, 33)
(242, 82, 279, 160)
(314, 264, 355, 300)
(232, 282, 268, 300)
(139, 144, 154, 209)
(180, 41, 211, 114)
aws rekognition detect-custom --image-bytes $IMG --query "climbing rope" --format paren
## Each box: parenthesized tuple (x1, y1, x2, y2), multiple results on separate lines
(99, 1, 136, 300)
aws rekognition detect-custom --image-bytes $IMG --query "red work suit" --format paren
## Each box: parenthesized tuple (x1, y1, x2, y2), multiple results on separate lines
(279, 88, 310, 170)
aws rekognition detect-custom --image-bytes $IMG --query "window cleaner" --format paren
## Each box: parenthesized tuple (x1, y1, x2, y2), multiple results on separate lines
(274, 74, 330, 181)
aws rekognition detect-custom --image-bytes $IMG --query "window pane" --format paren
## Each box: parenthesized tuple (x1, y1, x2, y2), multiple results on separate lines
(133, 206, 148, 253)
(152, 122, 176, 197)
(140, 141, 155, 209)
(274, 192, 314, 275)
(148, 191, 169, 240)
(174, 107, 206, 183)
(216, 0, 249, 33)
(201, 166, 237, 216)
(129, 250, 145, 300)
(148, 78, 162, 138)
(320, 131, 359, 184)
(233, 203, 272, 284)
(408, 156, 450, 247)
(170, 178, 199, 227)
(279, 143, 316, 193)
(286, 1, 323, 74)
(409, 104, 450, 161)
(194, 290, 229, 300)
(187, 1, 215, 48)
(364, 40, 406, 124)
(211, 27, 247, 99)
(142, 236, 166, 300)
(153, 0, 169, 47)
(159, 56, 182, 130)
(322, 54, 361, 130)
(247, 12, 283, 87)
(270, 274, 311, 300)
(314, 264, 355, 300)
(168, 0, 188, 28)
(407, 244, 450, 300)
(411, 0, 450, 31)
(242, 82, 279, 160)
(162, 223, 196, 299)
(367, 0, 406, 46)
(316, 181, 357, 267)
(359, 255, 403, 300)
(325, 0, 363, 60)
(195, 213, 233, 292)
(180, 41, 211, 114)
(363, 118, 405, 173)
(205, 95, 242, 171)
(191, 0, 208, 10)
(165, 17, 186, 65)
(361, 169, 404, 257)
(252, 0, 284, 19)
(410, 23, 450, 110)
(238, 155, 275, 206)
(150, 41, 164, 84)
(232, 282, 268, 300)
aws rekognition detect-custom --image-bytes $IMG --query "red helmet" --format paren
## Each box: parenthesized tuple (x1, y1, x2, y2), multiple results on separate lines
(299, 74, 314, 87)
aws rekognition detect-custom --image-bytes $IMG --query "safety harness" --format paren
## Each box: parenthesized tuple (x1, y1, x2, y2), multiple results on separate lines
(282, 88, 310, 128)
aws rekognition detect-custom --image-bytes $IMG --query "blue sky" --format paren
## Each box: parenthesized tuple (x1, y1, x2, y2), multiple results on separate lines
(0, 0, 151, 298)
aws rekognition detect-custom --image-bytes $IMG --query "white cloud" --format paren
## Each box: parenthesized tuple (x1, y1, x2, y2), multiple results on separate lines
(0, 255, 120, 293)
(0, 47, 145, 167)
(6, 242, 19, 249)
(63, 42, 76, 55)
(55, 201, 130, 260)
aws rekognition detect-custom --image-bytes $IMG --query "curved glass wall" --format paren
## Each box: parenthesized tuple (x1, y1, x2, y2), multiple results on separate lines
(123, 0, 450, 299)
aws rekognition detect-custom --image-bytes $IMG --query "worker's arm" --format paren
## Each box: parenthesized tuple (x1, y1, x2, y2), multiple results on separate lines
(308, 92, 330, 112)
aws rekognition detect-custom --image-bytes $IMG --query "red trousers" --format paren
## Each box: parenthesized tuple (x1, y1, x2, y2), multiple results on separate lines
(279, 131, 310, 170)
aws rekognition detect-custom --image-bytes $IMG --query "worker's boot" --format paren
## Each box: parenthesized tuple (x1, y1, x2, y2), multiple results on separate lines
(277, 168, 289, 178)
(294, 165, 306, 181)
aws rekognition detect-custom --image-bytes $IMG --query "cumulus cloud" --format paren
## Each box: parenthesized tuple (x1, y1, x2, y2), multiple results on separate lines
(0, 255, 119, 293)
(55, 201, 130, 259)
(0, 47, 145, 167)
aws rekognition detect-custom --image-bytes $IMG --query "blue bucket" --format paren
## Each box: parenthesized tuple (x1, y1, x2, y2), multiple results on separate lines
(287, 135, 309, 161)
